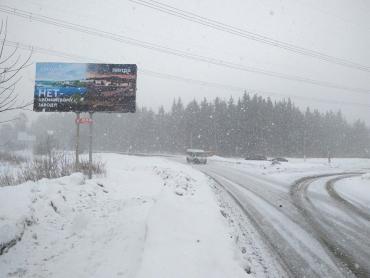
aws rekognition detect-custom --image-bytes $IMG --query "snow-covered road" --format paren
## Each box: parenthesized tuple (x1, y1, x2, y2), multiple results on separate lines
(189, 157, 370, 278)
(293, 174, 370, 277)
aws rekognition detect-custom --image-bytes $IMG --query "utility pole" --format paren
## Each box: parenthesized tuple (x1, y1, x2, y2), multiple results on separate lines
(46, 130, 54, 170)
(327, 146, 331, 165)
(190, 130, 193, 148)
(303, 129, 306, 162)
(212, 118, 218, 154)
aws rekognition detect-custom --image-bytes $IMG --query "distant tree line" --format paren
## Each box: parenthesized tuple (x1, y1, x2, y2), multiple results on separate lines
(3, 93, 369, 158)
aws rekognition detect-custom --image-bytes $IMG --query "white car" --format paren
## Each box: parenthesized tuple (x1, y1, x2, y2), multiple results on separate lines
(186, 149, 207, 164)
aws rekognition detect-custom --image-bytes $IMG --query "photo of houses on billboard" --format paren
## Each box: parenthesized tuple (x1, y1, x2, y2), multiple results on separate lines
(34, 63, 137, 112)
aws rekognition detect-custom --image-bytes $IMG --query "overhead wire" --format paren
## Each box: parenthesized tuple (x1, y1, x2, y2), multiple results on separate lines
(3, 39, 368, 108)
(128, 0, 370, 73)
(292, 0, 370, 32)
(0, 5, 369, 94)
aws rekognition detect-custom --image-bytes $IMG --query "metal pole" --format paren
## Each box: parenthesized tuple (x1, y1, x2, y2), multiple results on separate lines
(190, 131, 193, 148)
(75, 112, 80, 171)
(213, 120, 217, 154)
(88, 112, 93, 179)
(303, 129, 306, 162)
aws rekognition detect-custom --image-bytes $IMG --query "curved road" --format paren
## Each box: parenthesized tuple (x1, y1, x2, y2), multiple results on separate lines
(193, 161, 369, 277)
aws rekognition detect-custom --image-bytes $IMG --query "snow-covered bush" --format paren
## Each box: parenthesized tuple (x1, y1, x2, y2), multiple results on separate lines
(0, 151, 105, 186)
(77, 159, 106, 176)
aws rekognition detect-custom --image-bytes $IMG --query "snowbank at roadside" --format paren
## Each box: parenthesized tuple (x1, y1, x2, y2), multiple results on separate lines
(0, 154, 246, 278)
(334, 173, 370, 210)
(137, 164, 246, 278)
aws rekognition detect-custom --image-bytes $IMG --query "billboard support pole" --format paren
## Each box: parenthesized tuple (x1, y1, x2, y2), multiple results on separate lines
(88, 112, 94, 179)
(75, 112, 80, 171)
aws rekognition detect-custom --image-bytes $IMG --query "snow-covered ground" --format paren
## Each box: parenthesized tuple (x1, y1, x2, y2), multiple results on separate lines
(1, 153, 369, 277)
(334, 173, 370, 210)
(0, 154, 247, 278)
(208, 156, 370, 183)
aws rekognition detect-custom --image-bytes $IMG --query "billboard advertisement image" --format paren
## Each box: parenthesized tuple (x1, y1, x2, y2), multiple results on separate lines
(34, 63, 137, 112)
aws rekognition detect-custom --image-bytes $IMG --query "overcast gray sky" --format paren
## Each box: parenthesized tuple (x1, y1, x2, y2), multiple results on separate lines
(1, 0, 369, 124)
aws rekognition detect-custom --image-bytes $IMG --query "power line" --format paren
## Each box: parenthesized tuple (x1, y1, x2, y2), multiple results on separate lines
(3, 40, 97, 62)
(128, 0, 370, 73)
(0, 5, 369, 95)
(140, 69, 369, 107)
(293, 0, 370, 31)
(4, 39, 368, 108)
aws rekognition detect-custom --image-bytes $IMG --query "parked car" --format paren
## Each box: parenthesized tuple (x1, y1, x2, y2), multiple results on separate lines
(186, 149, 207, 164)
(244, 154, 267, 161)
(271, 157, 288, 162)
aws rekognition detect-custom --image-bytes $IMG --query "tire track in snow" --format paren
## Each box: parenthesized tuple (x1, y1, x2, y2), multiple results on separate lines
(205, 171, 346, 278)
(291, 173, 370, 278)
(326, 175, 370, 222)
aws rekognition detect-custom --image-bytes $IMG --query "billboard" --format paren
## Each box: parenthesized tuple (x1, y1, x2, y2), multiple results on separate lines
(34, 63, 137, 112)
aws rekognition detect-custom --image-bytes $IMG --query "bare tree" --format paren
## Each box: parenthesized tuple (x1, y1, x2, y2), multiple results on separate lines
(0, 18, 32, 119)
